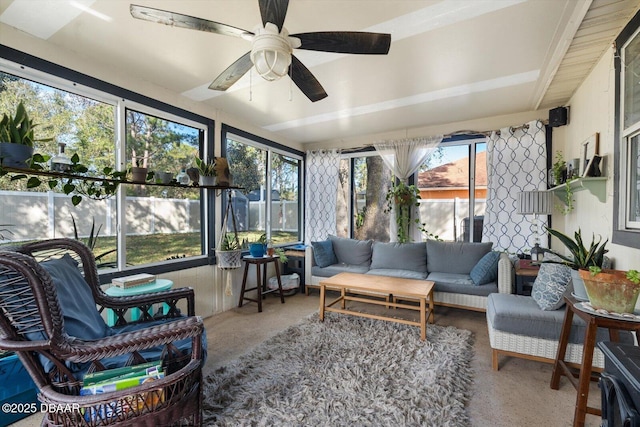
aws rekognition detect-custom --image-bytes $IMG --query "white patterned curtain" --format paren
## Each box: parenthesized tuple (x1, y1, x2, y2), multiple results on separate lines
(374, 136, 442, 242)
(305, 149, 341, 243)
(482, 120, 547, 254)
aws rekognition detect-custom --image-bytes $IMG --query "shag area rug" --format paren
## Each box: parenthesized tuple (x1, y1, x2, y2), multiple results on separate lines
(202, 313, 474, 426)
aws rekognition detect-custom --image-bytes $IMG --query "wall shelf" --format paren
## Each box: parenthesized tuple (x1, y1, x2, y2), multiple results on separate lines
(1, 166, 243, 191)
(548, 177, 607, 204)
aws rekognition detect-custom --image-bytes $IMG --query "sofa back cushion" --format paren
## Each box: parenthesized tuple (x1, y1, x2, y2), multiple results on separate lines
(370, 242, 427, 273)
(328, 235, 372, 267)
(426, 240, 493, 274)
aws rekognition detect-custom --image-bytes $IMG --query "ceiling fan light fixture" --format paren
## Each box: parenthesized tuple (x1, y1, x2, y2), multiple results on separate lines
(250, 23, 292, 81)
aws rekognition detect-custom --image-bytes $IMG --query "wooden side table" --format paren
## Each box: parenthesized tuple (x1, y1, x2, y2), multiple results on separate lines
(283, 249, 305, 292)
(515, 260, 539, 295)
(238, 255, 285, 312)
(550, 295, 640, 427)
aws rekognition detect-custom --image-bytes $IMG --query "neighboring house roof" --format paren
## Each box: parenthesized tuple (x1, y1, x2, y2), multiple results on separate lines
(418, 151, 487, 189)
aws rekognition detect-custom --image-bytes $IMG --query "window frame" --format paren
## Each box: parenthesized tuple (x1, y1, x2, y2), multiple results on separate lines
(613, 11, 640, 249)
(220, 124, 304, 248)
(0, 46, 216, 279)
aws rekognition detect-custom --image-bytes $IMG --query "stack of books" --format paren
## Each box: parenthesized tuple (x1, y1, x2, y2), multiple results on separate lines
(80, 362, 165, 421)
(111, 273, 156, 289)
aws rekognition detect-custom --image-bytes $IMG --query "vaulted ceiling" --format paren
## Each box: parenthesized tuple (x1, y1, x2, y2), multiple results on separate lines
(0, 0, 638, 144)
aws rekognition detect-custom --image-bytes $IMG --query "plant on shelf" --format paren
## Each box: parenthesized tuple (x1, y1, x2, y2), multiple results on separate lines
(1, 152, 127, 205)
(0, 101, 53, 168)
(194, 156, 217, 186)
(550, 151, 566, 187)
(384, 181, 421, 243)
(581, 266, 640, 313)
(130, 151, 152, 183)
(544, 227, 609, 300)
(555, 181, 575, 215)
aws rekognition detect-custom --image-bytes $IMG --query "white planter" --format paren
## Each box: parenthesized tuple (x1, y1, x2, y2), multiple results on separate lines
(570, 269, 589, 301)
(216, 249, 242, 269)
(199, 175, 216, 186)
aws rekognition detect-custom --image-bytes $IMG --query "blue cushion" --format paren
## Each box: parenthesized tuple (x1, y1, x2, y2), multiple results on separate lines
(426, 240, 493, 274)
(531, 262, 572, 310)
(40, 254, 109, 340)
(470, 251, 501, 285)
(370, 242, 427, 273)
(328, 236, 373, 266)
(311, 240, 337, 268)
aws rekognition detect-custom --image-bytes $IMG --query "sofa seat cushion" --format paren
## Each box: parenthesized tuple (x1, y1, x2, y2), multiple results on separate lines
(426, 240, 493, 274)
(370, 242, 427, 273)
(486, 293, 630, 344)
(428, 272, 497, 296)
(366, 268, 428, 280)
(328, 236, 372, 267)
(311, 264, 370, 278)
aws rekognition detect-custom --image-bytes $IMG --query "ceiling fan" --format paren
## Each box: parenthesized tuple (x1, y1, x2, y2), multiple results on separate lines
(130, 0, 391, 102)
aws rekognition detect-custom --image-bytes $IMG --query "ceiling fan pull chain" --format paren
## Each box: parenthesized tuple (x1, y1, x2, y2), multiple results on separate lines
(249, 68, 253, 102)
(289, 76, 293, 102)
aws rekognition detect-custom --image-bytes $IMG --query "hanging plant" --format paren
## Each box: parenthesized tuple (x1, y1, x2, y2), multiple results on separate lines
(384, 181, 421, 243)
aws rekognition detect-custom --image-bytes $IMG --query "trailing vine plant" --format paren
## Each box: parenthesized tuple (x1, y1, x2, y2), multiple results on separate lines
(384, 181, 419, 243)
(0, 152, 127, 205)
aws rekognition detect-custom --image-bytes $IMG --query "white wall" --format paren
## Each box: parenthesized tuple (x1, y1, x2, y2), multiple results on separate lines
(551, 47, 640, 271)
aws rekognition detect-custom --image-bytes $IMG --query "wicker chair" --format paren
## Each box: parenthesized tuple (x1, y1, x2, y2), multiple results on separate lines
(0, 238, 204, 426)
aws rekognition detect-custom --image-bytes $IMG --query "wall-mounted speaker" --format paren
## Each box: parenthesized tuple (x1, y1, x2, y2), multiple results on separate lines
(549, 106, 568, 127)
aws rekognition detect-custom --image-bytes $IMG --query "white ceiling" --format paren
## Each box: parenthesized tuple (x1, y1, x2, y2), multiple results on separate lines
(0, 0, 638, 144)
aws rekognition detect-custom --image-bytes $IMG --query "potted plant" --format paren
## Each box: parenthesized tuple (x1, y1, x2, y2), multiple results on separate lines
(195, 157, 217, 186)
(130, 152, 149, 183)
(549, 151, 567, 187)
(545, 227, 608, 301)
(248, 233, 267, 257)
(0, 101, 52, 168)
(384, 181, 421, 243)
(216, 232, 242, 269)
(579, 267, 640, 313)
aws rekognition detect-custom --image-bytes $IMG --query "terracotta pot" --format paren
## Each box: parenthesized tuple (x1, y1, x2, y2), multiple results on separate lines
(131, 166, 148, 183)
(579, 269, 640, 313)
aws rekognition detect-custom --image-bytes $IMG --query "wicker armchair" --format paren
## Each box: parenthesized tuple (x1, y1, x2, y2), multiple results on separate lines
(0, 238, 204, 426)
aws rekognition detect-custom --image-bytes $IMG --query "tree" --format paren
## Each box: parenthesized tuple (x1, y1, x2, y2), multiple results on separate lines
(354, 156, 389, 241)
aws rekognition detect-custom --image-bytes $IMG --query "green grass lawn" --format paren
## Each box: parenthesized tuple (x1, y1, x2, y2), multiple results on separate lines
(2, 230, 300, 266)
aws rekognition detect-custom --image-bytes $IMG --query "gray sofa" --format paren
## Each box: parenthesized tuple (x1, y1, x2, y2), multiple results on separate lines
(306, 236, 513, 312)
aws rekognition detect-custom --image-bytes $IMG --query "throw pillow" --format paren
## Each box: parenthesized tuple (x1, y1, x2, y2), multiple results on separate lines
(531, 262, 573, 310)
(311, 240, 338, 268)
(469, 251, 501, 285)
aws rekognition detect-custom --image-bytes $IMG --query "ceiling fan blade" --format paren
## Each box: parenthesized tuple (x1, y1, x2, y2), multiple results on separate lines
(292, 32, 391, 54)
(258, 0, 289, 32)
(209, 52, 253, 91)
(289, 55, 327, 102)
(130, 4, 252, 39)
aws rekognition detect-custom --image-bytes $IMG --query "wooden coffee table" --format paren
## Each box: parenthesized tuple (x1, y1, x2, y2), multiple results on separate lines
(318, 272, 435, 340)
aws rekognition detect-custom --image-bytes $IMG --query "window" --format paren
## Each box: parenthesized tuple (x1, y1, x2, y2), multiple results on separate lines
(0, 55, 213, 273)
(614, 11, 640, 249)
(336, 152, 392, 241)
(223, 126, 302, 247)
(418, 138, 487, 242)
(124, 107, 205, 266)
